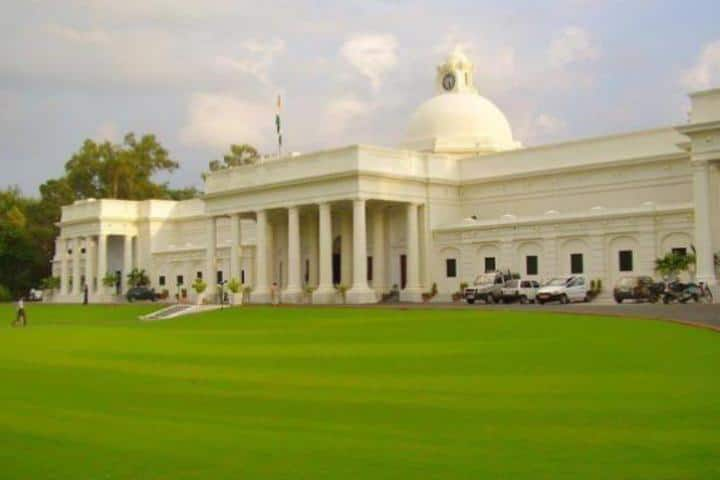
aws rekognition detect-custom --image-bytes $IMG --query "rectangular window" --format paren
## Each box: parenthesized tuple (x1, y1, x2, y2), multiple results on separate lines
(619, 250, 633, 272)
(305, 259, 310, 284)
(446, 258, 457, 278)
(196, 271, 202, 280)
(176, 275, 184, 286)
(484, 257, 496, 273)
(81, 248, 86, 254)
(526, 255, 538, 276)
(367, 256, 373, 282)
(216, 270, 223, 284)
(672, 247, 687, 257)
(159, 275, 166, 286)
(570, 253, 584, 274)
(241, 270, 245, 284)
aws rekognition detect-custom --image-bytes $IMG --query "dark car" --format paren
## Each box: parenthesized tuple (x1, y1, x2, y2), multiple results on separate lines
(613, 276, 663, 303)
(126, 286, 157, 302)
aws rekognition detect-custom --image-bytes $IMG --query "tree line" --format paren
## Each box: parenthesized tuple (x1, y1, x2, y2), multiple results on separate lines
(0, 133, 256, 300)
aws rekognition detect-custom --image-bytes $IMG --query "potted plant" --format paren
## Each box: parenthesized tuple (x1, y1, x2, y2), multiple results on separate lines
(102, 273, 117, 296)
(40, 276, 60, 301)
(335, 284, 348, 304)
(192, 277, 207, 305)
(127, 268, 150, 288)
(452, 282, 468, 303)
(655, 252, 695, 281)
(422, 282, 438, 303)
(227, 278, 242, 305)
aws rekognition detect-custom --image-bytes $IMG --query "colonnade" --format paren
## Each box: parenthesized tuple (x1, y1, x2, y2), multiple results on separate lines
(57, 234, 134, 298)
(204, 200, 427, 304)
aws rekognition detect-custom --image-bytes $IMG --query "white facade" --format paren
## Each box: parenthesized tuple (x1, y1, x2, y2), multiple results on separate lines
(51, 53, 720, 303)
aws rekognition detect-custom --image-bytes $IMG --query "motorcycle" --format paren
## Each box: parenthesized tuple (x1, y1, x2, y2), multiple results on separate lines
(662, 281, 703, 304)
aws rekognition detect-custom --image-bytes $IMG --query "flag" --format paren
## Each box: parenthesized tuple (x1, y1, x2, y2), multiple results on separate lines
(275, 95, 282, 148)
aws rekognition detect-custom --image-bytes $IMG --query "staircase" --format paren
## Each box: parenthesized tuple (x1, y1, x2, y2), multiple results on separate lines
(140, 304, 222, 321)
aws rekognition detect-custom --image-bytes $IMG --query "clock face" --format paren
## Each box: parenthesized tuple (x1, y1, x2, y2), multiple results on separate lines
(442, 73, 456, 91)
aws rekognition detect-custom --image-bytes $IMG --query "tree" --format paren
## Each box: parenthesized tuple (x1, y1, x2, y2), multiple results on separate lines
(654, 252, 696, 280)
(208, 144, 259, 171)
(127, 268, 150, 288)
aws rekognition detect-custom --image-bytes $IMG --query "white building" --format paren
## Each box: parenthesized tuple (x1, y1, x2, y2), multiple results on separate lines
(51, 52, 720, 303)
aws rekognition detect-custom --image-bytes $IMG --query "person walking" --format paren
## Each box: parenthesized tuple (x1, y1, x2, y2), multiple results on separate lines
(13, 297, 26, 327)
(83, 283, 89, 305)
(270, 282, 280, 307)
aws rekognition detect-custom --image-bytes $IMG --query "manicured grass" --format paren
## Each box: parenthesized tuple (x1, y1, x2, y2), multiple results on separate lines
(0, 304, 718, 479)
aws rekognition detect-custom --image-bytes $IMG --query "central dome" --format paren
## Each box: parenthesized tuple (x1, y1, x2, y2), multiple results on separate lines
(403, 51, 521, 155)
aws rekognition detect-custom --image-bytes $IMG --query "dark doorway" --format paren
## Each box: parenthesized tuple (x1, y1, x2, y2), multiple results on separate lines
(332, 254, 341, 285)
(400, 254, 407, 289)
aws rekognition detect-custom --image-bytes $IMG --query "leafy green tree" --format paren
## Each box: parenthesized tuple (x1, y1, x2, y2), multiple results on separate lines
(209, 144, 259, 171)
(654, 252, 696, 280)
(127, 268, 150, 288)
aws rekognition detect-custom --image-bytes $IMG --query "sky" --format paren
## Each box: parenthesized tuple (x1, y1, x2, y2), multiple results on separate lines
(1, 0, 720, 195)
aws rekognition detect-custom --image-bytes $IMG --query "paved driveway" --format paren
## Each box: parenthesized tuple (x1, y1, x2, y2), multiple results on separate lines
(475, 303, 720, 331)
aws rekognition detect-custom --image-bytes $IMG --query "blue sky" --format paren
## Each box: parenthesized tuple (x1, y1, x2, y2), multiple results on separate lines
(1, 0, 719, 194)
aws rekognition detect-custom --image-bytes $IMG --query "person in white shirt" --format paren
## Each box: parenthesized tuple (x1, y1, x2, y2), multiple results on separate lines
(14, 297, 26, 327)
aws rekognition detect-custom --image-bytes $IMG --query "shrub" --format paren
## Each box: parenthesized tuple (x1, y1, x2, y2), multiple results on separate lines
(102, 273, 117, 288)
(40, 276, 60, 291)
(227, 278, 241, 294)
(192, 278, 207, 294)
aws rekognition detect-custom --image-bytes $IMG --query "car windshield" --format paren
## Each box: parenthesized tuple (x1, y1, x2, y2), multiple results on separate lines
(474, 274, 496, 285)
(618, 277, 635, 287)
(505, 280, 519, 288)
(545, 278, 567, 286)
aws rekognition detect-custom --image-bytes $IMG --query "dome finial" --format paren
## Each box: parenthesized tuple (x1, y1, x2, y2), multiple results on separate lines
(436, 47, 476, 94)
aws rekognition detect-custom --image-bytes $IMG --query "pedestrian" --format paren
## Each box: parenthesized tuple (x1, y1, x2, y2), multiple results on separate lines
(270, 282, 280, 306)
(83, 283, 89, 305)
(14, 297, 26, 327)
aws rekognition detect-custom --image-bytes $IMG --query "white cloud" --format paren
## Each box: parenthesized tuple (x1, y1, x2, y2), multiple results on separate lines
(322, 96, 373, 135)
(215, 38, 285, 85)
(682, 40, 720, 90)
(534, 113, 567, 135)
(548, 26, 600, 67)
(341, 34, 398, 90)
(93, 122, 120, 142)
(180, 93, 273, 150)
(46, 24, 109, 45)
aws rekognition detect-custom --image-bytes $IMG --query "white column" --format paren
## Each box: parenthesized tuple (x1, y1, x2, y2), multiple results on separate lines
(59, 238, 69, 296)
(347, 199, 376, 303)
(97, 234, 107, 295)
(252, 210, 271, 302)
(418, 204, 430, 290)
(371, 207, 386, 294)
(122, 235, 134, 294)
(84, 237, 95, 294)
(71, 237, 81, 297)
(692, 161, 717, 284)
(230, 214, 242, 283)
(340, 211, 352, 286)
(283, 206, 303, 302)
(400, 203, 422, 302)
(204, 217, 217, 301)
(313, 202, 335, 303)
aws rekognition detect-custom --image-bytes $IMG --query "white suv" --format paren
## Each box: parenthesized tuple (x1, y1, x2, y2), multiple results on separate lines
(501, 279, 540, 304)
(536, 276, 589, 304)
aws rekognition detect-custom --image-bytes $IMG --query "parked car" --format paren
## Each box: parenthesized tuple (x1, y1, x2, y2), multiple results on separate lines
(27, 288, 43, 302)
(536, 275, 588, 304)
(501, 278, 540, 304)
(465, 271, 518, 304)
(613, 276, 664, 303)
(126, 286, 157, 302)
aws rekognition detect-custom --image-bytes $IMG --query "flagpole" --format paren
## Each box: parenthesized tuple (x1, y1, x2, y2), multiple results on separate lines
(276, 94, 282, 160)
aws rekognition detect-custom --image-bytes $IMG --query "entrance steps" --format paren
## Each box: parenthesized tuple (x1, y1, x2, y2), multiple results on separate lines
(140, 304, 222, 321)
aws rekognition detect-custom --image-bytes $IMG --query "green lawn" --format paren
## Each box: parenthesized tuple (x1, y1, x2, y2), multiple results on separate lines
(0, 304, 718, 479)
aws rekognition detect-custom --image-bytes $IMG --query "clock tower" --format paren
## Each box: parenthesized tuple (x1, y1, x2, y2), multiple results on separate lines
(435, 49, 477, 95)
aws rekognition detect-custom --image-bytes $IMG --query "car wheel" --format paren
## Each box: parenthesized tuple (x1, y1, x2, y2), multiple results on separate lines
(466, 299, 475, 305)
(649, 295, 658, 304)
(520, 295, 528, 304)
(615, 296, 622, 304)
(560, 294, 569, 305)
(583, 295, 590, 303)
(663, 295, 670, 304)
(538, 300, 545, 305)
